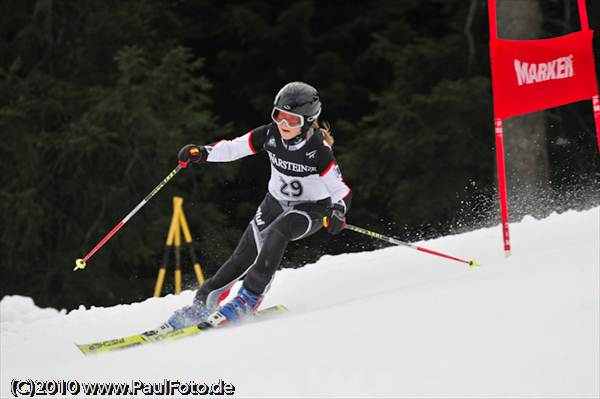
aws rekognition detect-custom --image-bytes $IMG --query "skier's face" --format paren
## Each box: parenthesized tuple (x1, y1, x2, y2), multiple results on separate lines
(277, 122, 302, 140)
(272, 108, 303, 140)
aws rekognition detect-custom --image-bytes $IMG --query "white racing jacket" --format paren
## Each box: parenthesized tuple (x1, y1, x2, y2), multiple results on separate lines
(205, 122, 352, 212)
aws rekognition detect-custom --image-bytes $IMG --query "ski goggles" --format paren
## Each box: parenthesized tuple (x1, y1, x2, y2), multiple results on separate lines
(271, 107, 305, 129)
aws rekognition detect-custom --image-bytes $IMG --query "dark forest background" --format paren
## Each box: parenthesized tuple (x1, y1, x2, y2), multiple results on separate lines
(1, 0, 599, 310)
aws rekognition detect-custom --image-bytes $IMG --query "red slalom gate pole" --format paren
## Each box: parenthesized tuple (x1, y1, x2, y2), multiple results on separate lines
(494, 119, 511, 255)
(342, 223, 478, 268)
(593, 95, 600, 152)
(73, 165, 183, 271)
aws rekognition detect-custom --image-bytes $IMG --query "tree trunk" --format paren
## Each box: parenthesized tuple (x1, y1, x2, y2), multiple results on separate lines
(497, 0, 551, 219)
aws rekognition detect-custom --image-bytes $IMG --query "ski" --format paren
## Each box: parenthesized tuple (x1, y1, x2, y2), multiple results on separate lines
(76, 304, 287, 356)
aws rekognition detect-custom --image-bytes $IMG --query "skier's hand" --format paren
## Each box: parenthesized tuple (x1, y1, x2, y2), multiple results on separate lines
(178, 144, 208, 168)
(323, 203, 346, 235)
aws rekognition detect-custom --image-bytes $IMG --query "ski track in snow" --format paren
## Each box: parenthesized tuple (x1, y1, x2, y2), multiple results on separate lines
(1, 208, 598, 398)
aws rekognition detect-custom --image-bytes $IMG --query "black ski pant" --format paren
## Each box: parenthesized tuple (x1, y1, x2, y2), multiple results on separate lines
(194, 193, 330, 307)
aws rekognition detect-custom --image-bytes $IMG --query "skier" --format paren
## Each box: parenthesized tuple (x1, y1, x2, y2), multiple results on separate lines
(168, 81, 352, 328)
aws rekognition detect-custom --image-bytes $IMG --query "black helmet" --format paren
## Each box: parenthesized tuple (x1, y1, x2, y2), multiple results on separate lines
(272, 82, 322, 128)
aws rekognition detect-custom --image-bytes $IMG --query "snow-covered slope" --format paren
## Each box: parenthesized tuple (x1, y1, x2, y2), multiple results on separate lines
(1, 208, 598, 398)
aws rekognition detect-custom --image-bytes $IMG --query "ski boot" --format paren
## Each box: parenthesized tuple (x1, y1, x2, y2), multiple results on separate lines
(205, 285, 263, 327)
(168, 301, 214, 330)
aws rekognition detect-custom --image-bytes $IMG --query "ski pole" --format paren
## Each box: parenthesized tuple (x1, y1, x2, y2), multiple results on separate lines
(74, 164, 183, 271)
(336, 221, 477, 268)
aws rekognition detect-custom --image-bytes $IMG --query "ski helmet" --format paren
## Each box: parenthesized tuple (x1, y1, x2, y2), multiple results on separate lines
(272, 82, 322, 130)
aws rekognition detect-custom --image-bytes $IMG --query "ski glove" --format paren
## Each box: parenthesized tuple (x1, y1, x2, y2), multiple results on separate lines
(178, 144, 208, 168)
(324, 203, 346, 235)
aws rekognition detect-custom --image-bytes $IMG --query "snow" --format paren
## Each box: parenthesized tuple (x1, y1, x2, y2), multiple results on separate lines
(0, 295, 66, 324)
(1, 208, 598, 398)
